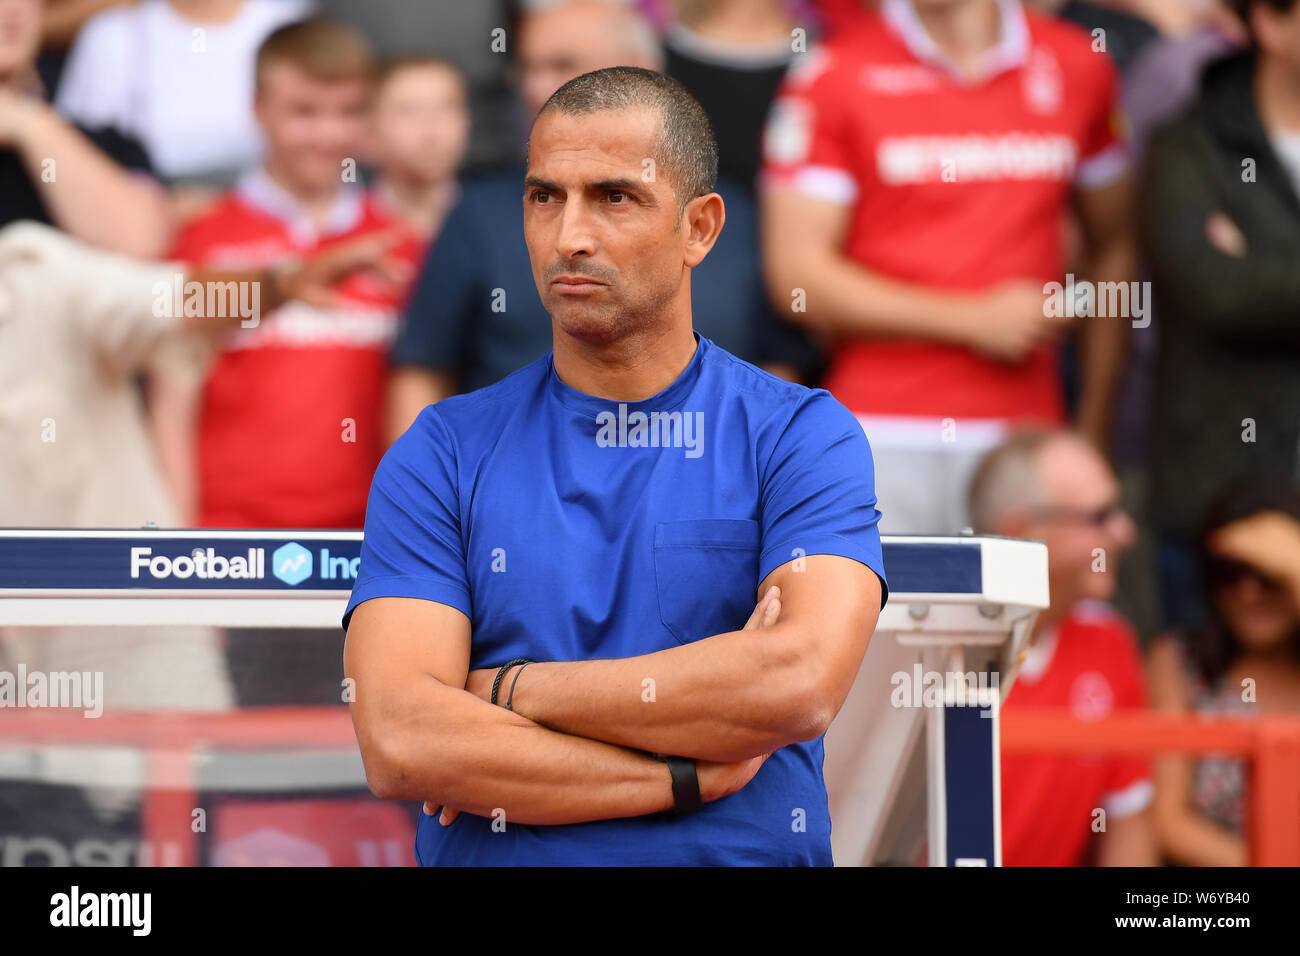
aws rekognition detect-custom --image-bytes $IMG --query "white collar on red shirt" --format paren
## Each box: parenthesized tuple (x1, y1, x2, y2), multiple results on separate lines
(236, 166, 366, 247)
(880, 0, 1030, 83)
(1016, 620, 1059, 684)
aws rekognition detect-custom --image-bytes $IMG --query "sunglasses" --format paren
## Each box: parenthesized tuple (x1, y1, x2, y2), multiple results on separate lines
(1206, 558, 1286, 592)
(1027, 502, 1125, 527)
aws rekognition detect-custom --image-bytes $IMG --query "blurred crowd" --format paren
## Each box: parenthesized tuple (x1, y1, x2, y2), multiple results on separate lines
(0, 0, 1298, 867)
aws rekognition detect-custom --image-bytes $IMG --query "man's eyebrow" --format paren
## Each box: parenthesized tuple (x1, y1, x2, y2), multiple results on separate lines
(588, 178, 646, 193)
(523, 176, 651, 195)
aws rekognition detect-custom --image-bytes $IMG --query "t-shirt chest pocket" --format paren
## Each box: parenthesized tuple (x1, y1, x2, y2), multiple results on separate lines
(652, 518, 761, 645)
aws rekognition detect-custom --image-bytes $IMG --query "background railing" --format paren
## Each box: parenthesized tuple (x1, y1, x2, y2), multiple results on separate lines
(1001, 708, 1300, 866)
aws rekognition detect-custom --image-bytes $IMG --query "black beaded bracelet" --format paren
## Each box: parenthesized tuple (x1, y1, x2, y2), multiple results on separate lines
(490, 658, 530, 706)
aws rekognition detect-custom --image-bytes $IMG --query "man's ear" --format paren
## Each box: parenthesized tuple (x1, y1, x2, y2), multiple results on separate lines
(682, 192, 725, 268)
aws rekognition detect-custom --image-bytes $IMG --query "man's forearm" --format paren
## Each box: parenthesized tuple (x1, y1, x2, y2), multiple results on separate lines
(1073, 236, 1133, 448)
(357, 676, 675, 825)
(16, 100, 170, 258)
(1096, 810, 1158, 866)
(144, 372, 202, 524)
(503, 621, 823, 763)
(386, 367, 457, 446)
(767, 246, 978, 346)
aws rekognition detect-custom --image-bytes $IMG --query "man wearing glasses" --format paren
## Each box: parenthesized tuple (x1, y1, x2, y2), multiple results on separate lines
(966, 427, 1157, 866)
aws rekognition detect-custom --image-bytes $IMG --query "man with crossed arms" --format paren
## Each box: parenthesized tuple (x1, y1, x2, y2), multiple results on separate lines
(343, 67, 888, 866)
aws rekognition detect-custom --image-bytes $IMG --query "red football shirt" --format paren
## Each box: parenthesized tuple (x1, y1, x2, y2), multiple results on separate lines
(170, 170, 424, 529)
(1000, 601, 1153, 866)
(762, 0, 1128, 421)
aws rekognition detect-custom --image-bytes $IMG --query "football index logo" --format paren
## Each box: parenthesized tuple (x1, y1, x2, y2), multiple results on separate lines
(272, 542, 312, 586)
(128, 540, 351, 587)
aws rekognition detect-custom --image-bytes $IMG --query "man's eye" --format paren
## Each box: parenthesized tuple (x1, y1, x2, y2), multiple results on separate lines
(607, 191, 629, 204)
(531, 190, 551, 204)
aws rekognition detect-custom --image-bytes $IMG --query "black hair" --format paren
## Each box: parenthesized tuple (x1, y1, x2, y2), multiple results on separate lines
(1182, 477, 1300, 688)
(533, 66, 718, 211)
(1230, 0, 1300, 40)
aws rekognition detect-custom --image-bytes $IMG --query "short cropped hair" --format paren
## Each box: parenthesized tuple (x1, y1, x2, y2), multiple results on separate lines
(533, 66, 718, 211)
(374, 54, 467, 100)
(255, 17, 375, 94)
(518, 0, 663, 69)
(966, 428, 1060, 534)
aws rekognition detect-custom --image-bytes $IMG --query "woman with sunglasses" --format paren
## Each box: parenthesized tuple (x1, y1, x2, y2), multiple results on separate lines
(1147, 479, 1300, 866)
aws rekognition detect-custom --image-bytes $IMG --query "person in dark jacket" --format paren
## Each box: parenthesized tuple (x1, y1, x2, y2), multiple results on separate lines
(1140, 0, 1300, 630)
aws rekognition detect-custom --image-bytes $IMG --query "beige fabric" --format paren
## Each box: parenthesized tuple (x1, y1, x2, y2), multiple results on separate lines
(0, 222, 231, 711)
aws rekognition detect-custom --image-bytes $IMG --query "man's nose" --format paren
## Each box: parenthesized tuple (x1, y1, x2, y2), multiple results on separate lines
(1107, 508, 1136, 550)
(555, 202, 595, 260)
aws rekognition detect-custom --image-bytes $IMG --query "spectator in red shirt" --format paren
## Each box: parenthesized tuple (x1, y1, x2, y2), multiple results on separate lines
(154, 17, 420, 530)
(760, 0, 1136, 535)
(968, 427, 1156, 866)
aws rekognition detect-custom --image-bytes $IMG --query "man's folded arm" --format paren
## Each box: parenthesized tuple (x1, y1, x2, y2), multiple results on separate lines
(502, 553, 882, 763)
(344, 595, 677, 825)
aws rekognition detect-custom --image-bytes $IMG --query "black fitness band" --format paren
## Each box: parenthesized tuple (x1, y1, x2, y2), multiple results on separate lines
(491, 658, 530, 706)
(654, 754, 702, 816)
(504, 661, 530, 711)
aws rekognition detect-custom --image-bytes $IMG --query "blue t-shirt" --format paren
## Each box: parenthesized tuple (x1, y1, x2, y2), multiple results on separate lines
(343, 334, 888, 866)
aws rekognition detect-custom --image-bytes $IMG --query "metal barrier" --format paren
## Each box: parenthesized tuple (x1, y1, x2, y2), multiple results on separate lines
(0, 707, 356, 866)
(0, 529, 1051, 867)
(11, 705, 1289, 866)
